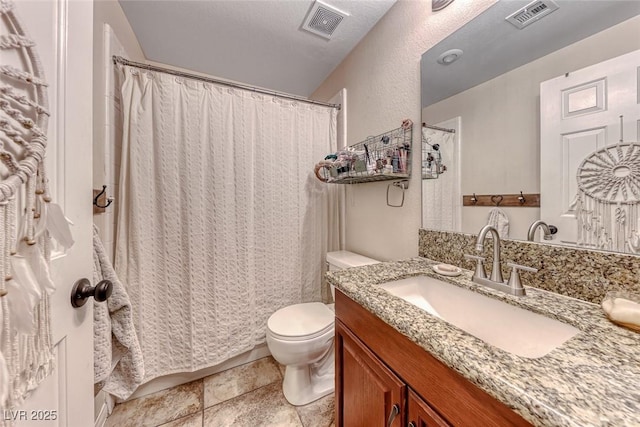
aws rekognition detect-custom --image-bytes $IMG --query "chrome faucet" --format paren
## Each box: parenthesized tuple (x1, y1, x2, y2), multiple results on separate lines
(527, 220, 557, 241)
(464, 225, 538, 296)
(475, 225, 503, 283)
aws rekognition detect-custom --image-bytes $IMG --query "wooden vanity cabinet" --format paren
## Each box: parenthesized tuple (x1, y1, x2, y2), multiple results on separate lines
(407, 389, 450, 427)
(336, 321, 405, 427)
(335, 289, 532, 427)
(336, 320, 448, 427)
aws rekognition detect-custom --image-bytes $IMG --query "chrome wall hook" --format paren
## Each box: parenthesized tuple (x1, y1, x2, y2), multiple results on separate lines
(392, 179, 409, 191)
(518, 191, 526, 204)
(93, 185, 114, 209)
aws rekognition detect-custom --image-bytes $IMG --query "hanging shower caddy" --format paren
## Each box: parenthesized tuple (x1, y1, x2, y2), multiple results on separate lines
(314, 122, 412, 184)
(422, 144, 445, 179)
(421, 123, 451, 179)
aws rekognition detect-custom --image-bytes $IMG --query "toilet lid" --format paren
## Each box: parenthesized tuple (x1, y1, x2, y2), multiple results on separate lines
(267, 302, 334, 339)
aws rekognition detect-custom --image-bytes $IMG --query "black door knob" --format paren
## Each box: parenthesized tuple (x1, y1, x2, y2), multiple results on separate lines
(71, 278, 113, 308)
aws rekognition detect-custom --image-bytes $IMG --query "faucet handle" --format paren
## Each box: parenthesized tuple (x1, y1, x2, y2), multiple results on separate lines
(506, 262, 538, 273)
(464, 254, 487, 279)
(506, 263, 538, 295)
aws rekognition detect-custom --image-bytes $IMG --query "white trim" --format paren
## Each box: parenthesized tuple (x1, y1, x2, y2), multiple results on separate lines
(55, 0, 67, 210)
(328, 88, 347, 250)
(50, 0, 68, 261)
(94, 393, 108, 427)
(329, 89, 347, 150)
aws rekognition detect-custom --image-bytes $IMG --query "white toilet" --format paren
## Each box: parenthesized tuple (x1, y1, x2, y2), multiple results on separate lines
(266, 250, 379, 406)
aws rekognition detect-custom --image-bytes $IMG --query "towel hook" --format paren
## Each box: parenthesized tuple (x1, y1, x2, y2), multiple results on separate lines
(94, 185, 114, 209)
(471, 193, 478, 204)
(518, 191, 526, 204)
(491, 195, 503, 206)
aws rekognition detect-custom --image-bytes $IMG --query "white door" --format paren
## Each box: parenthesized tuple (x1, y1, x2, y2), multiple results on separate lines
(9, 1, 94, 426)
(540, 49, 640, 247)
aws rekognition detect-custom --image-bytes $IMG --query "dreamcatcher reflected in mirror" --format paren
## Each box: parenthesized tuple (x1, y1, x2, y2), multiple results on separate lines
(0, 0, 74, 413)
(572, 116, 640, 254)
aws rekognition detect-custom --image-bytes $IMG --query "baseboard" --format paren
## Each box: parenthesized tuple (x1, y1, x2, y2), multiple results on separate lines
(126, 344, 271, 401)
(94, 393, 108, 427)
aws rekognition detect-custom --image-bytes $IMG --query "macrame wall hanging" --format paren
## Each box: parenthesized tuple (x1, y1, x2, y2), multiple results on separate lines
(572, 116, 640, 254)
(0, 0, 74, 413)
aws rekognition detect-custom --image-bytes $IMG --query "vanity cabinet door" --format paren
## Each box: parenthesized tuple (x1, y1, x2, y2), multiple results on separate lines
(336, 320, 405, 427)
(408, 389, 450, 427)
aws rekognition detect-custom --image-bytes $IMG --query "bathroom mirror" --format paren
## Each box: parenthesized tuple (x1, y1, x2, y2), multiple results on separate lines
(420, 0, 640, 253)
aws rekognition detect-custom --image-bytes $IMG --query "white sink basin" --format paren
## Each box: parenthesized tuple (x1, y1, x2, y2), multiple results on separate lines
(379, 275, 579, 359)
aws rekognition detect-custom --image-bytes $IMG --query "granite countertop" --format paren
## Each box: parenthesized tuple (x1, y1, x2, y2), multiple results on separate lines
(326, 257, 640, 427)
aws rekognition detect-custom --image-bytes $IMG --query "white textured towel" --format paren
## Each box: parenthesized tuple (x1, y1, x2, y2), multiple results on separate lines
(487, 207, 509, 239)
(93, 226, 144, 400)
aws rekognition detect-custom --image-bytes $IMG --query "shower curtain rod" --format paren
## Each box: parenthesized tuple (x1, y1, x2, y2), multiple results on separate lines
(422, 122, 455, 133)
(113, 56, 341, 110)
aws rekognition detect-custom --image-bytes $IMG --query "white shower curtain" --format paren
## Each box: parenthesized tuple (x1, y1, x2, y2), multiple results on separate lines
(422, 119, 461, 232)
(115, 65, 337, 382)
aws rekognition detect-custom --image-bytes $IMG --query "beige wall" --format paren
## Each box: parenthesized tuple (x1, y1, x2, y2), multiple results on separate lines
(312, 0, 497, 261)
(92, 0, 144, 261)
(92, 2, 144, 419)
(93, 0, 145, 63)
(423, 15, 640, 240)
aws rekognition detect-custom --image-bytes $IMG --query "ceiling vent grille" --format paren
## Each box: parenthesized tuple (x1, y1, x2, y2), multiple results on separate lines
(506, 0, 559, 29)
(302, 1, 349, 40)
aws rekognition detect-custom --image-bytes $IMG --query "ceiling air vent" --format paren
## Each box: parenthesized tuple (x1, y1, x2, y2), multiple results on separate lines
(302, 1, 349, 40)
(505, 0, 559, 29)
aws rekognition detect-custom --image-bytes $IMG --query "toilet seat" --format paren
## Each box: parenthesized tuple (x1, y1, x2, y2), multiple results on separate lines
(267, 302, 334, 342)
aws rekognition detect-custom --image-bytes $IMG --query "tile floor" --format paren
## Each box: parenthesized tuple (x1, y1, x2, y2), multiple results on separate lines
(105, 357, 335, 427)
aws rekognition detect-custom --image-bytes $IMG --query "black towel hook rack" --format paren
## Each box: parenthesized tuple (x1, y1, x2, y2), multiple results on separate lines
(93, 185, 113, 209)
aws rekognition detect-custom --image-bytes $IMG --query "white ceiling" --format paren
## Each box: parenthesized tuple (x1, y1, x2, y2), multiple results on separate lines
(119, 0, 396, 97)
(421, 0, 640, 106)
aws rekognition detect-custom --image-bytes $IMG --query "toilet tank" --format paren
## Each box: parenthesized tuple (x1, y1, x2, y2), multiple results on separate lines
(326, 250, 380, 271)
(326, 251, 380, 301)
